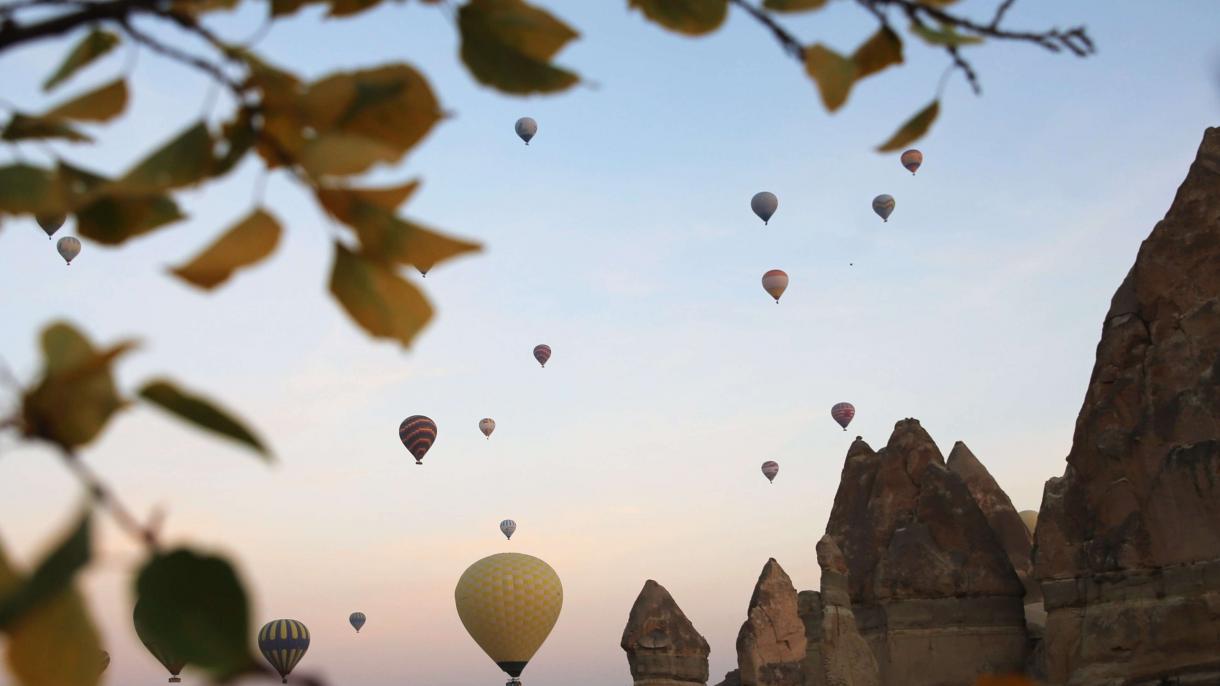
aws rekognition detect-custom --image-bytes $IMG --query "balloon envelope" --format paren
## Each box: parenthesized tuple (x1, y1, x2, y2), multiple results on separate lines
(900, 149, 923, 174)
(500, 519, 517, 540)
(761, 460, 779, 483)
(751, 191, 778, 224)
(831, 402, 855, 430)
(349, 612, 366, 632)
(533, 344, 551, 368)
(455, 552, 562, 679)
(399, 415, 437, 464)
(133, 599, 186, 681)
(258, 619, 310, 683)
(872, 194, 895, 222)
(57, 236, 81, 265)
(761, 269, 788, 303)
(480, 418, 496, 438)
(515, 117, 537, 144)
(36, 213, 65, 238)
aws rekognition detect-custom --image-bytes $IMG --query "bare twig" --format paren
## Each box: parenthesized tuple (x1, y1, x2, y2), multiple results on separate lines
(0, 0, 159, 52)
(729, 0, 804, 61)
(873, 0, 1094, 56)
(116, 16, 245, 96)
(990, 0, 1017, 29)
(64, 451, 160, 550)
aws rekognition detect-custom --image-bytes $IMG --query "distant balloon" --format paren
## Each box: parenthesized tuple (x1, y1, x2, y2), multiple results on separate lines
(900, 149, 923, 175)
(831, 402, 855, 431)
(259, 619, 310, 683)
(1019, 510, 1038, 535)
(349, 612, 366, 633)
(480, 418, 496, 439)
(500, 519, 517, 540)
(761, 269, 788, 303)
(751, 191, 778, 225)
(455, 553, 562, 685)
(533, 344, 551, 368)
(761, 460, 779, 483)
(36, 213, 65, 239)
(872, 194, 895, 222)
(57, 236, 81, 265)
(399, 415, 437, 465)
(133, 599, 186, 683)
(515, 117, 537, 145)
(100, 650, 111, 675)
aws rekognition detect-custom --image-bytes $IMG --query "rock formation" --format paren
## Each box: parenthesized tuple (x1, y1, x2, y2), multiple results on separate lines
(799, 535, 880, 686)
(622, 580, 711, 686)
(735, 559, 807, 686)
(825, 420, 1028, 685)
(1034, 128, 1220, 683)
(947, 441, 1041, 602)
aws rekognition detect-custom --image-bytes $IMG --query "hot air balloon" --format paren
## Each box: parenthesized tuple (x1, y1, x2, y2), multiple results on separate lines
(57, 236, 81, 265)
(480, 418, 496, 439)
(133, 599, 186, 683)
(1018, 510, 1038, 535)
(36, 213, 65, 239)
(349, 612, 366, 633)
(500, 519, 517, 540)
(751, 191, 777, 225)
(761, 269, 788, 303)
(258, 619, 310, 684)
(455, 553, 562, 686)
(515, 117, 537, 145)
(100, 650, 110, 675)
(900, 149, 923, 175)
(533, 344, 551, 368)
(831, 402, 855, 431)
(761, 460, 779, 483)
(399, 415, 437, 465)
(872, 194, 895, 222)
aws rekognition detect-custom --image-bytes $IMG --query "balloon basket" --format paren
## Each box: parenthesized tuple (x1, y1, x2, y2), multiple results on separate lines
(169, 679, 181, 684)
(506, 679, 522, 686)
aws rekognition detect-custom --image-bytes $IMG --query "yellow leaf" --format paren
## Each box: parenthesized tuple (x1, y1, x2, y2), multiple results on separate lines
(851, 27, 903, 80)
(298, 132, 401, 177)
(629, 0, 728, 35)
(876, 100, 940, 152)
(316, 180, 420, 214)
(804, 44, 857, 111)
(458, 0, 580, 94)
(763, 0, 826, 10)
(910, 22, 984, 47)
(44, 79, 127, 123)
(118, 122, 215, 193)
(1, 113, 92, 143)
(43, 30, 120, 92)
(0, 165, 65, 215)
(170, 210, 281, 290)
(302, 64, 443, 158)
(329, 243, 433, 347)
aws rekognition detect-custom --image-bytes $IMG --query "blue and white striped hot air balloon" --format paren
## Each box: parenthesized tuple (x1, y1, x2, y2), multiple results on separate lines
(500, 519, 517, 540)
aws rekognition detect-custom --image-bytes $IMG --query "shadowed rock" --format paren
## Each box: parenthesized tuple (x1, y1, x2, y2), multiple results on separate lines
(799, 535, 880, 686)
(622, 580, 710, 686)
(735, 559, 806, 686)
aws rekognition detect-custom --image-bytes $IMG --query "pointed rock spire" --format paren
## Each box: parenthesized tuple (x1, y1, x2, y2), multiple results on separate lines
(622, 580, 710, 686)
(735, 559, 806, 686)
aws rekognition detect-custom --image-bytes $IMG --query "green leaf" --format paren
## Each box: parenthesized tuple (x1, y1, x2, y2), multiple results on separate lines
(763, 0, 826, 10)
(0, 513, 91, 629)
(75, 193, 183, 245)
(0, 165, 63, 215)
(21, 323, 137, 451)
(1, 113, 92, 143)
(138, 379, 269, 456)
(213, 110, 257, 176)
(134, 548, 256, 680)
(851, 27, 903, 80)
(629, 0, 728, 35)
(44, 30, 120, 92)
(118, 122, 214, 193)
(804, 44, 857, 111)
(876, 99, 940, 152)
(330, 243, 433, 347)
(910, 22, 984, 47)
(44, 79, 127, 123)
(169, 209, 281, 290)
(459, 0, 580, 94)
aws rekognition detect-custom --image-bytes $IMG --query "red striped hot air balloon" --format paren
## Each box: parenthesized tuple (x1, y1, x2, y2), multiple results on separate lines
(831, 402, 855, 431)
(534, 344, 552, 368)
(762, 269, 788, 303)
(399, 415, 437, 465)
(900, 149, 923, 175)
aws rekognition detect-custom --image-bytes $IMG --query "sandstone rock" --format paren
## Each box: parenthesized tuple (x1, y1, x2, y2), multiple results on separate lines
(736, 559, 806, 686)
(947, 441, 1041, 601)
(622, 580, 710, 686)
(714, 669, 741, 686)
(1034, 128, 1220, 684)
(799, 536, 880, 686)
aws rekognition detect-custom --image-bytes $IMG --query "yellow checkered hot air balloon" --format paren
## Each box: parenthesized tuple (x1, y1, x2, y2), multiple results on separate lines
(454, 552, 562, 686)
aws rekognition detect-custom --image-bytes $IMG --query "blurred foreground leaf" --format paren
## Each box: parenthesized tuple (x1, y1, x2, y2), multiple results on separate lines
(44, 30, 120, 92)
(170, 209, 282, 290)
(330, 243, 433, 347)
(138, 379, 269, 458)
(876, 100, 939, 151)
(0, 513, 91, 629)
(629, 0, 727, 35)
(459, 0, 580, 94)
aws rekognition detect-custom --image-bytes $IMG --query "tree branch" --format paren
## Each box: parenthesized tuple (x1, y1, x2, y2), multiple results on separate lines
(873, 0, 1094, 56)
(114, 14, 245, 96)
(64, 451, 161, 550)
(0, 0, 158, 52)
(729, 0, 804, 61)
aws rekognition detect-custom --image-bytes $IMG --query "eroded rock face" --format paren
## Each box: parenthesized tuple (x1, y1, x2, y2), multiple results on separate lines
(799, 536, 880, 686)
(826, 420, 1028, 685)
(947, 441, 1041, 601)
(736, 559, 806, 686)
(1034, 128, 1220, 684)
(622, 580, 710, 686)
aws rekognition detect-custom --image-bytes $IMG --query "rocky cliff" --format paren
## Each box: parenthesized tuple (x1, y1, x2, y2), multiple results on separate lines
(799, 535, 880, 686)
(622, 580, 711, 686)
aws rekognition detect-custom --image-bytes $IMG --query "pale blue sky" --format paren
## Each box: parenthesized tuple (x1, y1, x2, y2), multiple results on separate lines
(1, 1, 1218, 685)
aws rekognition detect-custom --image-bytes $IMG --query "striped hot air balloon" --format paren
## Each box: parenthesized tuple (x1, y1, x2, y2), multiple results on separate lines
(762, 269, 788, 303)
(761, 460, 779, 483)
(349, 612, 366, 633)
(831, 402, 855, 431)
(399, 415, 437, 465)
(500, 519, 517, 540)
(900, 149, 923, 175)
(133, 599, 186, 683)
(872, 194, 895, 222)
(533, 344, 551, 368)
(480, 418, 496, 439)
(258, 619, 310, 683)
(57, 236, 81, 265)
